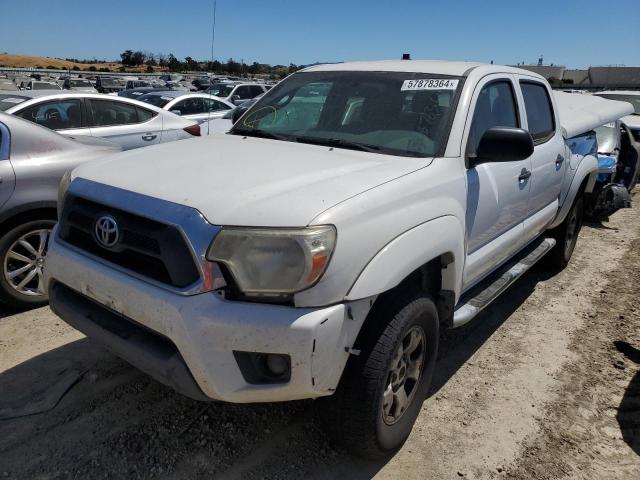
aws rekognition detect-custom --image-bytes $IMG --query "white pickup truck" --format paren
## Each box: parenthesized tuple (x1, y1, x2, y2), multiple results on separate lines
(45, 60, 633, 458)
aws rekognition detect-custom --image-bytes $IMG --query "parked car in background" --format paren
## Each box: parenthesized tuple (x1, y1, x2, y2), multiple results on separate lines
(46, 60, 632, 458)
(201, 94, 263, 134)
(3, 93, 201, 150)
(204, 82, 268, 105)
(593, 91, 640, 141)
(26, 80, 62, 91)
(191, 77, 211, 91)
(588, 120, 640, 218)
(125, 79, 152, 90)
(556, 91, 640, 219)
(137, 91, 233, 124)
(62, 78, 98, 93)
(95, 77, 125, 94)
(165, 81, 190, 91)
(118, 87, 178, 99)
(0, 113, 121, 308)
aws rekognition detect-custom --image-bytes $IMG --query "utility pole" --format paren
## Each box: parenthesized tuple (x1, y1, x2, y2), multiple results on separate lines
(210, 0, 217, 73)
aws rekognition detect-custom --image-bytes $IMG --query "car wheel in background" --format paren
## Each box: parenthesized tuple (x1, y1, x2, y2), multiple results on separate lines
(0, 220, 55, 308)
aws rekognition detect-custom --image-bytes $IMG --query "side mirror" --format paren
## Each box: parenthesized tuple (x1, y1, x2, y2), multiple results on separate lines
(471, 127, 534, 166)
(170, 109, 182, 116)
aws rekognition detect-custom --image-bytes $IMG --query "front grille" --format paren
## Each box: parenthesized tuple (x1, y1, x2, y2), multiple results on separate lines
(59, 194, 200, 288)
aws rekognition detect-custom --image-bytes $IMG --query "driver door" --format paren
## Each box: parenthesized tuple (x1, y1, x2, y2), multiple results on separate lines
(462, 75, 532, 290)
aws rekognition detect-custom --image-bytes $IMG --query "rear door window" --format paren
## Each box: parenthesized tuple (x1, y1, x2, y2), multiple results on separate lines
(520, 81, 555, 143)
(89, 99, 154, 126)
(15, 99, 84, 130)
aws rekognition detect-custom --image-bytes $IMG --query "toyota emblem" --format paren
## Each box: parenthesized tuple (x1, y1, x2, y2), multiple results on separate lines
(94, 215, 120, 248)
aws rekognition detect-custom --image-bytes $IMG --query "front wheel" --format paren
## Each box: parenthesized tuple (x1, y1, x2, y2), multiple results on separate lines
(547, 195, 584, 269)
(319, 292, 439, 459)
(0, 220, 55, 308)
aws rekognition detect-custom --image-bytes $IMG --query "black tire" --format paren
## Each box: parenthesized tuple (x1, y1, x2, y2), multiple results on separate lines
(546, 195, 584, 269)
(319, 291, 439, 459)
(0, 219, 55, 308)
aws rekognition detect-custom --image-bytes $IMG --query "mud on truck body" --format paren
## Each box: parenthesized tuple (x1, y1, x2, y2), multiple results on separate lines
(45, 60, 633, 458)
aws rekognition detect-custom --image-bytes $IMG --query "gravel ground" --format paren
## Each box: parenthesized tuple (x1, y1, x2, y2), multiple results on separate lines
(1, 205, 639, 479)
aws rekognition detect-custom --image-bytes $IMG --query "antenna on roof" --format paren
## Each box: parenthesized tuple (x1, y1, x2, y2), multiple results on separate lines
(402, 53, 411, 60)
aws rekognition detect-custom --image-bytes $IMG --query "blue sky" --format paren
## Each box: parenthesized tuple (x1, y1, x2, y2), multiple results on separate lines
(1, 0, 638, 68)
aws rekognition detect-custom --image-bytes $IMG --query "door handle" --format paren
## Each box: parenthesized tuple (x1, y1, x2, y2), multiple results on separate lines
(142, 133, 157, 141)
(555, 155, 564, 167)
(518, 168, 531, 182)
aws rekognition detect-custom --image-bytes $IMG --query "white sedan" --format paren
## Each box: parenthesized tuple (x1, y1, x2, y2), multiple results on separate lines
(1, 92, 201, 150)
(136, 91, 234, 125)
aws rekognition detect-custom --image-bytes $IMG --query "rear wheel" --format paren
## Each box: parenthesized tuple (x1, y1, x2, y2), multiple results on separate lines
(319, 292, 439, 459)
(547, 196, 584, 269)
(0, 220, 55, 308)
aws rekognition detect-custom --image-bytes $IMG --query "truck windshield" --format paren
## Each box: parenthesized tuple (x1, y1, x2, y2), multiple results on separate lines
(231, 71, 462, 158)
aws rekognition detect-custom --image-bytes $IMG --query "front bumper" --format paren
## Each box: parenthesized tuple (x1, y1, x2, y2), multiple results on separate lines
(45, 228, 370, 403)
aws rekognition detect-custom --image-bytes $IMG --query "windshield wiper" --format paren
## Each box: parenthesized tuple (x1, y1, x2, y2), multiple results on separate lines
(231, 129, 291, 141)
(293, 136, 382, 153)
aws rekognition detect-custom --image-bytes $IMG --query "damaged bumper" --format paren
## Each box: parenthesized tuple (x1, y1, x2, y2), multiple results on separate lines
(45, 228, 370, 403)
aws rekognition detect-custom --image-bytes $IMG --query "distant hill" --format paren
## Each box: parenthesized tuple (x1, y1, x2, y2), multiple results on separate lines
(0, 53, 164, 73)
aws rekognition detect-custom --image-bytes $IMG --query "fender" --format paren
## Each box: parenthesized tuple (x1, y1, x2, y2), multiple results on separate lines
(549, 153, 597, 229)
(346, 215, 464, 302)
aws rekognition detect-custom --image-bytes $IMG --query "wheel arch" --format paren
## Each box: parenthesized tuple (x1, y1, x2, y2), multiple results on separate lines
(550, 155, 597, 229)
(346, 215, 464, 328)
(0, 202, 58, 238)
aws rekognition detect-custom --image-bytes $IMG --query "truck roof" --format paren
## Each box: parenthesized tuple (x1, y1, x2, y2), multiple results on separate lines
(303, 60, 539, 78)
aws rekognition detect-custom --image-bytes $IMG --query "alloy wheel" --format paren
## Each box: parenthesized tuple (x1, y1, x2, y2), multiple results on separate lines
(382, 326, 426, 425)
(3, 228, 51, 297)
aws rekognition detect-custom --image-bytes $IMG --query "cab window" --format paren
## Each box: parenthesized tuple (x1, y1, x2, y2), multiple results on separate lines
(520, 81, 555, 143)
(468, 80, 519, 155)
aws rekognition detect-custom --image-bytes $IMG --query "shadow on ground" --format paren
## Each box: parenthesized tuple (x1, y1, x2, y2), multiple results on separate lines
(615, 340, 640, 457)
(0, 264, 557, 479)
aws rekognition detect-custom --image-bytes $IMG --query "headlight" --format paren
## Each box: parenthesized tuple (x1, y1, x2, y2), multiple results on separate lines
(206, 225, 336, 297)
(57, 170, 72, 219)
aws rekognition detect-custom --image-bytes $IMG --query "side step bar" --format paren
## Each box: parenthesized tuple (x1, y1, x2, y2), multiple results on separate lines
(452, 237, 556, 328)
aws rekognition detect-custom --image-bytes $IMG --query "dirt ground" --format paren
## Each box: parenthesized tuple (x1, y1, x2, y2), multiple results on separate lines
(1, 206, 640, 479)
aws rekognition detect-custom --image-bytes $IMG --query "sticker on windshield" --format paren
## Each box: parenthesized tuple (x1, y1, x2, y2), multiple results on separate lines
(401, 79, 459, 91)
(2, 97, 26, 104)
(161, 96, 173, 101)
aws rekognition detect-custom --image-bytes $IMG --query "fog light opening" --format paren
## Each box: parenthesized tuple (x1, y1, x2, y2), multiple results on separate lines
(264, 354, 289, 377)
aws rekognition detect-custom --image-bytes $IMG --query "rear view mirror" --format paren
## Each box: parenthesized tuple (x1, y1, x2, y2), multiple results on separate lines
(170, 109, 182, 116)
(471, 127, 534, 166)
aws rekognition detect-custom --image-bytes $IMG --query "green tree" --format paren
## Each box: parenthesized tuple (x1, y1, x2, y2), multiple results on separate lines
(120, 50, 133, 66)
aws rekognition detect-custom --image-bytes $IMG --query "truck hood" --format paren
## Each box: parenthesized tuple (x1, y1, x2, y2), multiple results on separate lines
(71, 134, 430, 226)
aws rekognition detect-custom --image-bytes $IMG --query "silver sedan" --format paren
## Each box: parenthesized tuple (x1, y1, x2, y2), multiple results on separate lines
(0, 113, 121, 307)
